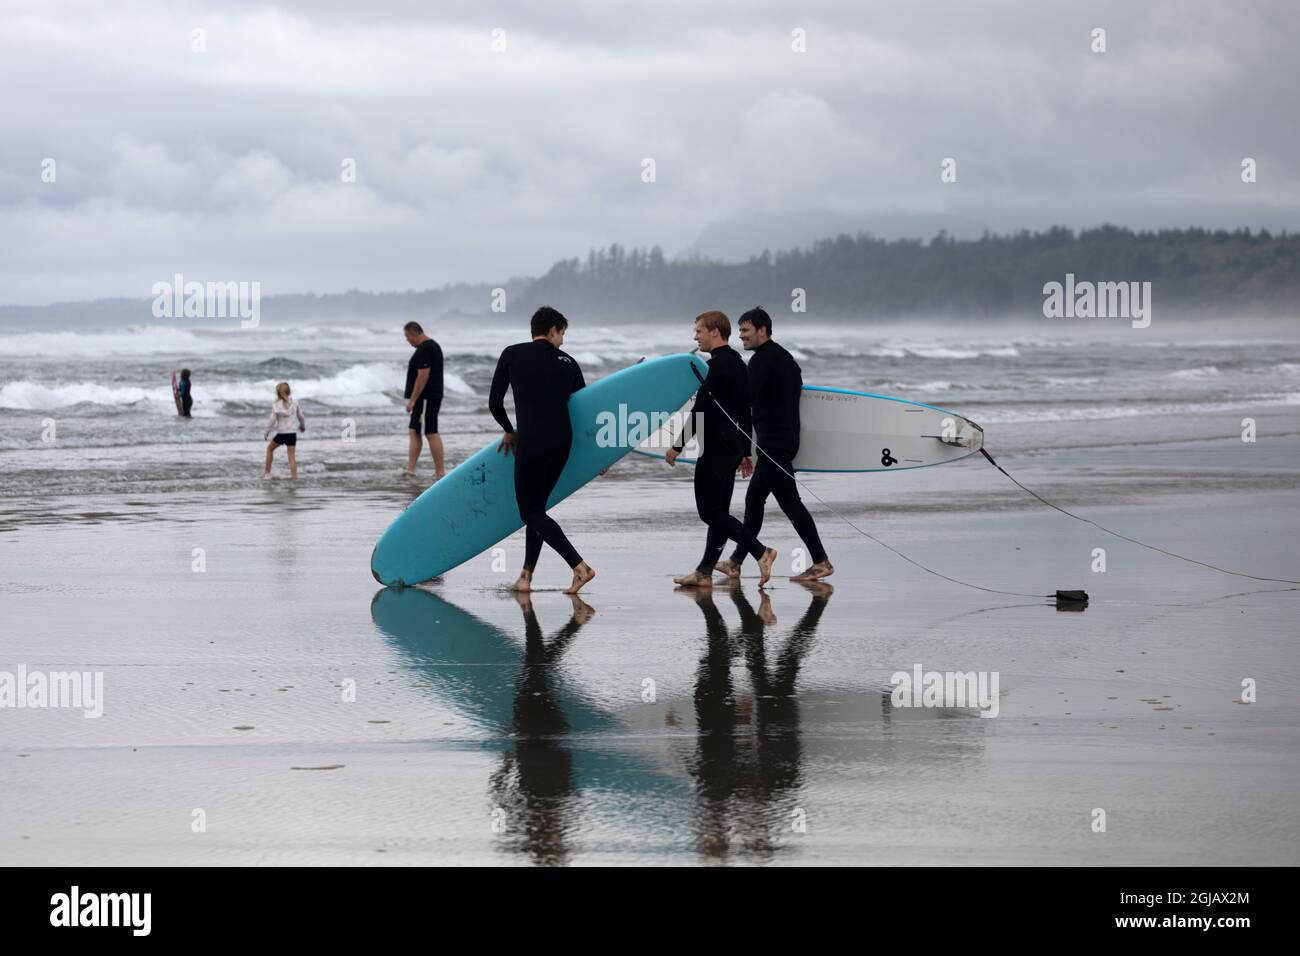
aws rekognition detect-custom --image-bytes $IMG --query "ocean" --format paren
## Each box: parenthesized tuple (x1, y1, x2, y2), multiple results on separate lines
(3, 317, 1298, 505)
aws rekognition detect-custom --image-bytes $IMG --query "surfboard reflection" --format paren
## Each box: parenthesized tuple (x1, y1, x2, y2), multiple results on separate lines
(368, 586, 690, 864)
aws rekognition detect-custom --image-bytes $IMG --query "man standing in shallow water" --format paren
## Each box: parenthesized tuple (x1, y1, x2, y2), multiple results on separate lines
(715, 307, 833, 582)
(402, 321, 445, 479)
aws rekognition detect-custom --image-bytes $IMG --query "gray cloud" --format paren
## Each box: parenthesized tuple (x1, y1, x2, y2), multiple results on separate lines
(1, 0, 1296, 303)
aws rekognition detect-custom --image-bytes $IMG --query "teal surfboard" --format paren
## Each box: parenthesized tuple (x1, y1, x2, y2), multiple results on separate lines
(371, 352, 709, 586)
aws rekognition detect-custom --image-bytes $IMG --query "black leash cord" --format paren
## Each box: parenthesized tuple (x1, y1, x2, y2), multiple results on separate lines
(978, 448, 1300, 586)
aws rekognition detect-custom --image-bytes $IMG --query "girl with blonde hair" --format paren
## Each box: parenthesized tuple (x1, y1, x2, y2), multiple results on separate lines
(262, 382, 306, 479)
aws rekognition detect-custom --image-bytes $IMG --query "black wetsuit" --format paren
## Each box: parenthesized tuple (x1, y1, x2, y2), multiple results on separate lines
(677, 344, 767, 574)
(728, 340, 828, 567)
(489, 339, 586, 571)
(178, 378, 192, 417)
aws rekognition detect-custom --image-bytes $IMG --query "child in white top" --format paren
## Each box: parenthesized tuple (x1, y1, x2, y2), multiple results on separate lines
(262, 382, 306, 480)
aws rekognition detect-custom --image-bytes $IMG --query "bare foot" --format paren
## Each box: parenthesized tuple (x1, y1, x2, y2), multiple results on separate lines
(673, 584, 716, 604)
(568, 594, 595, 624)
(791, 579, 835, 597)
(672, 570, 714, 588)
(260, 472, 271, 480)
(713, 559, 741, 579)
(790, 560, 834, 582)
(564, 562, 596, 595)
(757, 548, 778, 587)
(508, 569, 533, 593)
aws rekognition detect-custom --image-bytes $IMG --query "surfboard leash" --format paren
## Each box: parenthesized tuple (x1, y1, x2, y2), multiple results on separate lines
(684, 363, 1058, 601)
(686, 361, 1300, 597)
(977, 447, 1300, 586)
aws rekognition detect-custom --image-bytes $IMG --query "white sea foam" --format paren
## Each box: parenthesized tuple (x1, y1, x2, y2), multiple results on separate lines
(981, 392, 1300, 424)
(862, 342, 1020, 359)
(0, 363, 477, 410)
(1043, 376, 1101, 387)
(880, 381, 954, 393)
(907, 345, 1020, 359)
(1166, 366, 1222, 380)
(0, 326, 214, 358)
(0, 380, 162, 409)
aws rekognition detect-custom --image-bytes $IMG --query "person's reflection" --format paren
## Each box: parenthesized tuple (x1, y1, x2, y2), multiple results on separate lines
(687, 586, 738, 860)
(488, 592, 594, 865)
(737, 583, 828, 824)
(682, 581, 831, 861)
(372, 587, 694, 863)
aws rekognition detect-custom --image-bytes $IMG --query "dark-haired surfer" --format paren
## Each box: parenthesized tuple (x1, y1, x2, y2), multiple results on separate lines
(716, 307, 832, 582)
(489, 306, 596, 595)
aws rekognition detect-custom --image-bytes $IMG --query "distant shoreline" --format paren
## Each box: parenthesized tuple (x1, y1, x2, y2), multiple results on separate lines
(4, 225, 1298, 325)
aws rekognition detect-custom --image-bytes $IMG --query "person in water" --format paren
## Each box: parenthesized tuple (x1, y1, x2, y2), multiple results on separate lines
(177, 368, 193, 417)
(403, 321, 445, 479)
(666, 310, 776, 588)
(262, 381, 306, 480)
(715, 307, 833, 582)
(488, 306, 596, 595)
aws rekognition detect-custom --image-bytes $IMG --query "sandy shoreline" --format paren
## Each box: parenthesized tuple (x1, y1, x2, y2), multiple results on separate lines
(2, 437, 1298, 864)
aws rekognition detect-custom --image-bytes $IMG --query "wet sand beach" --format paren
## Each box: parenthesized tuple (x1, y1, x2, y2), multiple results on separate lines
(3, 436, 1298, 865)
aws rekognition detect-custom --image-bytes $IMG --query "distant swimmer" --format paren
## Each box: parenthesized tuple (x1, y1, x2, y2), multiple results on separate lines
(716, 307, 832, 582)
(177, 368, 193, 417)
(488, 306, 596, 595)
(666, 310, 776, 588)
(262, 381, 306, 480)
(402, 321, 445, 479)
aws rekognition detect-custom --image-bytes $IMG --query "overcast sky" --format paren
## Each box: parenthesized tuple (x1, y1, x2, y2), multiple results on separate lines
(1, 0, 1296, 305)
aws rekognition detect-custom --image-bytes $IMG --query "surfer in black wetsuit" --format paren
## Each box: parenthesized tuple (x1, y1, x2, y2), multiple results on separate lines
(178, 368, 193, 417)
(666, 311, 777, 588)
(489, 306, 596, 595)
(716, 307, 833, 582)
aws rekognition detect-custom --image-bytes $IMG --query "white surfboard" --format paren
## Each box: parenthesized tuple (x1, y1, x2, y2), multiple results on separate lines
(632, 385, 984, 472)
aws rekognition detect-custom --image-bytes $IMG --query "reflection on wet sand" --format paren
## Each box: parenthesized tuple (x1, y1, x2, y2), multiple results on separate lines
(683, 581, 829, 862)
(659, 581, 988, 861)
(487, 593, 588, 864)
(371, 582, 990, 864)
(369, 587, 690, 864)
